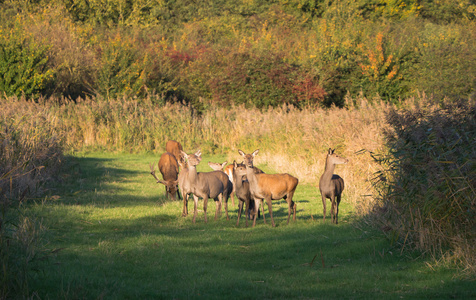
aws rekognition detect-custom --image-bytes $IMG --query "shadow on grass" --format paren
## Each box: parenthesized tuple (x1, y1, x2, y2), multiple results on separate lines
(28, 154, 475, 299)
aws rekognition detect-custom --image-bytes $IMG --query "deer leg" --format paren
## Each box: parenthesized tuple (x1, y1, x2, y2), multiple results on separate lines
(192, 194, 199, 224)
(182, 193, 189, 217)
(177, 187, 182, 200)
(288, 191, 296, 223)
(230, 191, 235, 208)
(322, 195, 327, 222)
(336, 195, 341, 225)
(252, 199, 259, 227)
(236, 200, 243, 227)
(330, 197, 336, 224)
(203, 196, 208, 223)
(266, 198, 275, 227)
(224, 193, 230, 221)
(244, 200, 249, 227)
(261, 199, 267, 224)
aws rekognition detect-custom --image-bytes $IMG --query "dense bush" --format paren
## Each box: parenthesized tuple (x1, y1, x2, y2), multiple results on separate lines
(371, 97, 476, 273)
(0, 34, 55, 100)
(0, 0, 475, 108)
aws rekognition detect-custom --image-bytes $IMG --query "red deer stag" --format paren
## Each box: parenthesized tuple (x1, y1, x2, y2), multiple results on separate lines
(166, 140, 184, 164)
(181, 150, 229, 223)
(318, 148, 348, 224)
(238, 149, 298, 227)
(150, 152, 180, 201)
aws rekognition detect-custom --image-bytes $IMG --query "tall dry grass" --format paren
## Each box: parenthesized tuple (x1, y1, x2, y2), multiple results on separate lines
(1, 95, 63, 299)
(1, 93, 389, 212)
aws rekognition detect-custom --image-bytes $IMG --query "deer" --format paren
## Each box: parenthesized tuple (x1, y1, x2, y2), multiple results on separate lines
(208, 161, 236, 208)
(205, 161, 233, 220)
(181, 150, 229, 223)
(317, 148, 348, 224)
(232, 161, 261, 227)
(177, 159, 192, 217)
(238, 149, 299, 227)
(166, 140, 184, 165)
(209, 160, 264, 221)
(150, 152, 180, 201)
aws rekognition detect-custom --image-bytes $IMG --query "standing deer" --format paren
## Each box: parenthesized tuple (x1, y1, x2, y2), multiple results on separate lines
(206, 161, 233, 220)
(238, 149, 298, 227)
(150, 152, 180, 201)
(208, 161, 264, 209)
(208, 161, 238, 208)
(178, 159, 192, 217)
(318, 148, 348, 224)
(232, 161, 260, 227)
(181, 150, 229, 223)
(166, 140, 184, 164)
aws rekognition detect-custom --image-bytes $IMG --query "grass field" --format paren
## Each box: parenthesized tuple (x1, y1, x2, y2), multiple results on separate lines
(22, 152, 475, 299)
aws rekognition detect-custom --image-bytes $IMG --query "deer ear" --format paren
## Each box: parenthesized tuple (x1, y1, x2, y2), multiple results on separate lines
(328, 148, 332, 154)
(195, 150, 201, 157)
(252, 149, 259, 157)
(222, 162, 227, 168)
(238, 150, 245, 157)
(180, 150, 188, 159)
(233, 160, 237, 167)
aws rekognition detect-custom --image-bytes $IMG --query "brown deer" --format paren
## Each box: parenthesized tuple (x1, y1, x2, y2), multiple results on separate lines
(150, 152, 180, 201)
(206, 161, 233, 220)
(177, 159, 192, 217)
(238, 149, 299, 227)
(166, 140, 184, 164)
(232, 161, 261, 227)
(208, 161, 237, 208)
(181, 150, 229, 223)
(318, 148, 348, 224)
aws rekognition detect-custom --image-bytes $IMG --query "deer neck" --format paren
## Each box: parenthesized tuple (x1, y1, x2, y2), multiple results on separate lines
(187, 164, 199, 183)
(322, 158, 336, 181)
(245, 165, 258, 187)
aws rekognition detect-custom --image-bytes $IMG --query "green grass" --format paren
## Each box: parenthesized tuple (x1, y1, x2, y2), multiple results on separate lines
(23, 152, 475, 299)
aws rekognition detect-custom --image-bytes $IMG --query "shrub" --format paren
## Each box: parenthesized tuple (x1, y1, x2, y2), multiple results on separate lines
(0, 34, 55, 100)
(95, 32, 148, 99)
(207, 50, 326, 109)
(371, 96, 476, 272)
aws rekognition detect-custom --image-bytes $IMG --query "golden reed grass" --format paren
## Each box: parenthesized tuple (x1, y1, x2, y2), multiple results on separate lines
(1, 94, 390, 214)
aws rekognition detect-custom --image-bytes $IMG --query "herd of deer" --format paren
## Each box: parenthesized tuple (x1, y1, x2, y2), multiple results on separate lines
(150, 140, 349, 227)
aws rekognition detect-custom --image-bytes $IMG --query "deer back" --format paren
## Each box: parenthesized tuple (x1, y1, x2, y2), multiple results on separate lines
(166, 140, 184, 164)
(254, 173, 298, 199)
(158, 152, 179, 181)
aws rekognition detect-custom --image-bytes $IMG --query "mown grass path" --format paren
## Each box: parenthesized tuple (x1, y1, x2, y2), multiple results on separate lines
(27, 153, 474, 299)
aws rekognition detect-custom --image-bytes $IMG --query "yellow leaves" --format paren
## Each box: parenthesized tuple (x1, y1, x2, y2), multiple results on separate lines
(360, 32, 398, 83)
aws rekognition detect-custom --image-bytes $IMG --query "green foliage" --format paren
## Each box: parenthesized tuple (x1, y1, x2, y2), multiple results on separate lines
(1, 0, 476, 107)
(419, 0, 476, 23)
(0, 36, 55, 99)
(95, 33, 147, 98)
